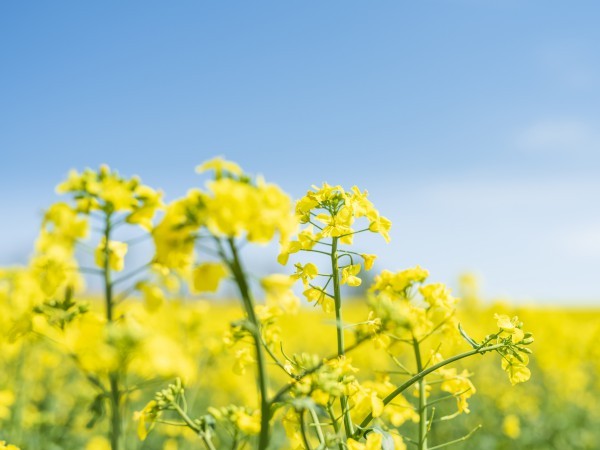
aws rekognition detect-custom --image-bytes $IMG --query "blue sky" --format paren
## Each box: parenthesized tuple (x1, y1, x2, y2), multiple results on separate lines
(1, 1, 600, 303)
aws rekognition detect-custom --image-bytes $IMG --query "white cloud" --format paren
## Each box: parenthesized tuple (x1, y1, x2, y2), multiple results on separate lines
(516, 118, 599, 154)
(562, 226, 600, 258)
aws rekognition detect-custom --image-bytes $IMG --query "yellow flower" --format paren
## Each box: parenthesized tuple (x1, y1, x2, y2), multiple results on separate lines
(502, 414, 521, 439)
(341, 264, 362, 287)
(98, 175, 136, 211)
(85, 436, 111, 450)
(261, 274, 299, 314)
(233, 347, 255, 375)
(234, 409, 261, 435)
(361, 253, 377, 270)
(420, 283, 456, 309)
(0, 442, 20, 450)
(30, 253, 71, 297)
(303, 287, 334, 313)
(440, 368, 476, 413)
(352, 386, 384, 419)
(152, 191, 206, 271)
(502, 354, 531, 385)
(192, 262, 228, 293)
(347, 432, 383, 450)
(368, 213, 392, 243)
(42, 202, 89, 248)
(495, 314, 526, 342)
(95, 238, 128, 272)
(134, 400, 160, 440)
(126, 185, 163, 231)
(291, 262, 319, 286)
(195, 156, 243, 177)
(315, 206, 354, 239)
(371, 266, 429, 295)
(136, 281, 165, 312)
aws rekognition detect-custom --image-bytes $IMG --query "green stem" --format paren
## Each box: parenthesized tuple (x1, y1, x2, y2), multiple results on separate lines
(413, 337, 427, 450)
(355, 343, 507, 436)
(227, 238, 271, 450)
(330, 237, 354, 438)
(308, 408, 326, 446)
(299, 410, 313, 450)
(172, 403, 217, 450)
(326, 403, 344, 450)
(103, 213, 121, 450)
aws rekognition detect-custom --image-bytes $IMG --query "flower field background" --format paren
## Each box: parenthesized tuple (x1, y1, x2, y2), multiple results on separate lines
(0, 159, 598, 450)
(0, 299, 598, 449)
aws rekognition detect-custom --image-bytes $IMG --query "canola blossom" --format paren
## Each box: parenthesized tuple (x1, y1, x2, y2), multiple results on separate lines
(0, 158, 546, 450)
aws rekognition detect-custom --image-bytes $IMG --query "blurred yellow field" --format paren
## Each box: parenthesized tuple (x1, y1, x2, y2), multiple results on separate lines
(1, 294, 599, 449)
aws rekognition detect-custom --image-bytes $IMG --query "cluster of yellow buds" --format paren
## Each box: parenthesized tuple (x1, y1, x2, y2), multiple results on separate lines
(56, 165, 163, 226)
(208, 404, 261, 436)
(365, 266, 460, 345)
(493, 314, 534, 385)
(153, 158, 296, 279)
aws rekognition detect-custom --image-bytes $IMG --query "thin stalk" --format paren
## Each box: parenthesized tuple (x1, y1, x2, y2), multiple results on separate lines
(103, 213, 121, 450)
(308, 408, 326, 446)
(330, 237, 354, 438)
(326, 403, 344, 450)
(299, 410, 313, 450)
(355, 343, 508, 436)
(172, 403, 217, 450)
(227, 238, 271, 450)
(413, 337, 427, 450)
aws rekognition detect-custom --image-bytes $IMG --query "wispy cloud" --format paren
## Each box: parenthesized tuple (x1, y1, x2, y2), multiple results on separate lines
(561, 225, 600, 258)
(516, 118, 600, 154)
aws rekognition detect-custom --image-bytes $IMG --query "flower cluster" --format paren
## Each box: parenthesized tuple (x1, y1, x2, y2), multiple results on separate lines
(56, 165, 163, 227)
(153, 158, 296, 279)
(493, 314, 534, 385)
(364, 266, 459, 346)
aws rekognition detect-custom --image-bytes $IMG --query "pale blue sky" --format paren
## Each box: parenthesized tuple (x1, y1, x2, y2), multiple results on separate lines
(1, 1, 600, 303)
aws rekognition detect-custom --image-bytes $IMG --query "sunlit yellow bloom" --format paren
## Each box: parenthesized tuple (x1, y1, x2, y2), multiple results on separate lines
(368, 213, 392, 243)
(315, 207, 354, 239)
(0, 390, 15, 420)
(291, 262, 318, 286)
(85, 436, 111, 450)
(98, 175, 137, 211)
(341, 264, 362, 287)
(420, 283, 457, 310)
(352, 386, 384, 419)
(233, 347, 255, 375)
(192, 262, 228, 293)
(234, 409, 261, 435)
(347, 431, 383, 450)
(361, 253, 377, 270)
(502, 414, 521, 439)
(195, 156, 243, 177)
(136, 281, 165, 312)
(303, 287, 334, 313)
(261, 274, 299, 314)
(371, 266, 429, 295)
(440, 368, 476, 413)
(41, 202, 89, 249)
(0, 442, 20, 450)
(495, 314, 526, 342)
(153, 190, 206, 271)
(134, 400, 160, 440)
(502, 354, 531, 385)
(95, 238, 128, 272)
(126, 185, 163, 231)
